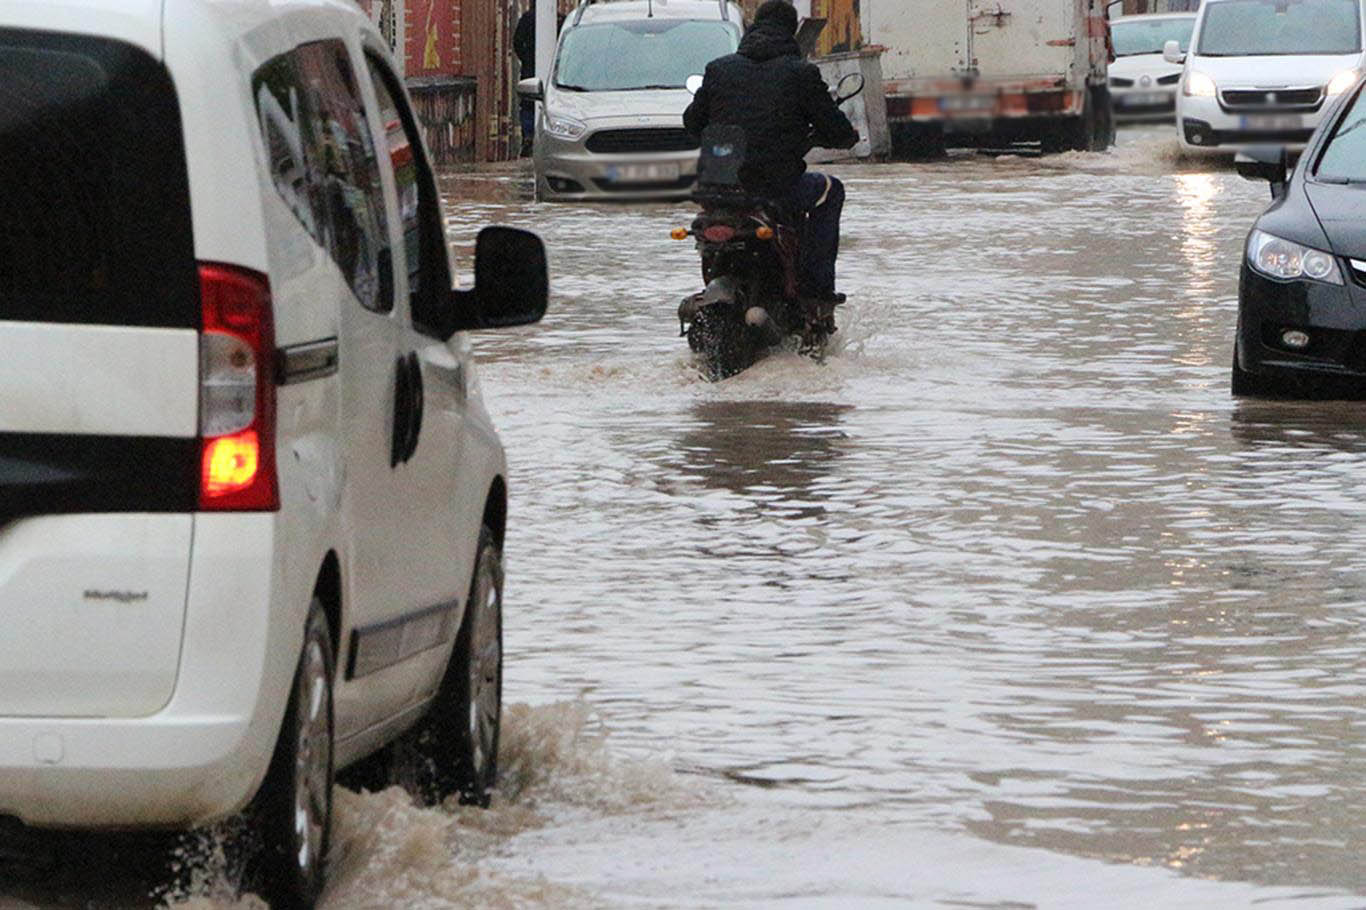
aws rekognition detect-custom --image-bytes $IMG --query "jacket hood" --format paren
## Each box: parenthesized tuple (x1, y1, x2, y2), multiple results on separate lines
(738, 23, 800, 62)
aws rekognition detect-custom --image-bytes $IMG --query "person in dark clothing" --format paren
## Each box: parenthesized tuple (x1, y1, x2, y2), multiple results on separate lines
(514, 9, 537, 156)
(683, 0, 858, 301)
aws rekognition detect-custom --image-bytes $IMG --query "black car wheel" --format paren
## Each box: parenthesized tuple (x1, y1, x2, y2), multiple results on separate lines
(404, 526, 504, 807)
(254, 599, 334, 910)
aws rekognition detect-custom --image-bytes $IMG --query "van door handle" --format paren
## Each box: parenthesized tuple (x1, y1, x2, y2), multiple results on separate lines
(391, 354, 411, 469)
(404, 351, 423, 462)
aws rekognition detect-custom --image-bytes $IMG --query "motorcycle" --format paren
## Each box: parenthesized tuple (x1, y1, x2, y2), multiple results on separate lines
(674, 71, 865, 381)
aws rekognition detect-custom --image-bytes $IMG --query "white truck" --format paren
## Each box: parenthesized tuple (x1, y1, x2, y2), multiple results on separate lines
(860, 0, 1115, 155)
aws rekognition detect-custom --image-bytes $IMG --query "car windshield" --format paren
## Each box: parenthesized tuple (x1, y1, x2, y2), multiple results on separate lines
(1198, 0, 1362, 56)
(555, 20, 739, 91)
(1316, 85, 1366, 180)
(1113, 17, 1195, 56)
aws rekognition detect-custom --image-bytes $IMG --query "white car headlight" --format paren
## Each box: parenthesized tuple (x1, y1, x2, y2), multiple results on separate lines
(1248, 230, 1343, 284)
(1184, 71, 1217, 97)
(1327, 69, 1359, 95)
(543, 113, 587, 140)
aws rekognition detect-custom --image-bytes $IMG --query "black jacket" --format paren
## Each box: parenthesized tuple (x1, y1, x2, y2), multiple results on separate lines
(682, 24, 858, 198)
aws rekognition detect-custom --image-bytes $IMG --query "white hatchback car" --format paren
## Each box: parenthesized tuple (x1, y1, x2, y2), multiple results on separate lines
(0, 0, 546, 906)
(1172, 0, 1366, 153)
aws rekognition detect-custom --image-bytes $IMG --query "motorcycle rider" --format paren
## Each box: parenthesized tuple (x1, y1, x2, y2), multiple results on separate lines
(682, 0, 858, 304)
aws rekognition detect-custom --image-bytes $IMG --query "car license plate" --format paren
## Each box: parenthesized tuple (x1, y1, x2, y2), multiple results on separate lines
(940, 94, 995, 116)
(1124, 92, 1169, 106)
(603, 162, 681, 183)
(1240, 113, 1304, 131)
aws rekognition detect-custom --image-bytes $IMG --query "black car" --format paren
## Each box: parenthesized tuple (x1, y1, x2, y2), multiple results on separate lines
(1233, 79, 1366, 398)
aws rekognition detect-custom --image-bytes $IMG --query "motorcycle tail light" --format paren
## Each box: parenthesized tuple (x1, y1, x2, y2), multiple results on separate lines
(703, 225, 737, 243)
(755, 226, 775, 240)
(671, 227, 690, 240)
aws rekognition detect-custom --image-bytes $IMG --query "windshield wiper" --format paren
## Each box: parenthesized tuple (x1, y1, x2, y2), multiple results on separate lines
(556, 83, 592, 92)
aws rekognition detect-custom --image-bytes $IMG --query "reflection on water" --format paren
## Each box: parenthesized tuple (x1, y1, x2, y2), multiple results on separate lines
(452, 130, 1366, 904)
(673, 401, 852, 518)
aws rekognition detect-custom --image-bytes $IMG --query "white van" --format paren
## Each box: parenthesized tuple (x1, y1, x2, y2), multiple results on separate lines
(0, 0, 546, 906)
(1172, 0, 1366, 152)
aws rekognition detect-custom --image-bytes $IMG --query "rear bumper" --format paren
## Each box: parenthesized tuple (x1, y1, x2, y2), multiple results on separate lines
(0, 514, 299, 829)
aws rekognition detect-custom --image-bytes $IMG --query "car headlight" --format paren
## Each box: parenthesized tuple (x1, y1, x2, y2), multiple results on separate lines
(1184, 71, 1217, 97)
(543, 113, 587, 140)
(1327, 69, 1360, 95)
(1248, 230, 1343, 284)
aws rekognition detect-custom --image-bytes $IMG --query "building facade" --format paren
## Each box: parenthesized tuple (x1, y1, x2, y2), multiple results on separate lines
(356, 0, 553, 164)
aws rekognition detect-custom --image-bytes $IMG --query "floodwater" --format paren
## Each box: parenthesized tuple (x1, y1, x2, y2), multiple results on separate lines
(10, 128, 1366, 908)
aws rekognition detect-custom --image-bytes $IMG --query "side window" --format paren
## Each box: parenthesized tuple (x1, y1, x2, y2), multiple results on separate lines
(366, 61, 422, 304)
(252, 41, 393, 312)
(363, 53, 452, 336)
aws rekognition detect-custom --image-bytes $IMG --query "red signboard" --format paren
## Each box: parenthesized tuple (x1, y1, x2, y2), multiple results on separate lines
(408, 0, 461, 77)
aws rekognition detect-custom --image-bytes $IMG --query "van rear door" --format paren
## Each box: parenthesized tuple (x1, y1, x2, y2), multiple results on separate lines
(0, 26, 200, 717)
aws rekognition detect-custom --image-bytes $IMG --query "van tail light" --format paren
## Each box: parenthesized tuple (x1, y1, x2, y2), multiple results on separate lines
(198, 263, 279, 511)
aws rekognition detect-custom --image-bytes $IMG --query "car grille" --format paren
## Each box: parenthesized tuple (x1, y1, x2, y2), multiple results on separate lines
(1110, 77, 1134, 88)
(590, 175, 697, 193)
(1221, 87, 1323, 110)
(1156, 73, 1182, 86)
(585, 128, 700, 154)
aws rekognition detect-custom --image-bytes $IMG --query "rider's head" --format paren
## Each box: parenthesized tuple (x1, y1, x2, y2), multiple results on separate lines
(753, 0, 799, 35)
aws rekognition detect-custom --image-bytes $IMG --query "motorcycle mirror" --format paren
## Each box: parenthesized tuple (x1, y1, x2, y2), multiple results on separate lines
(833, 71, 865, 104)
(685, 74, 704, 96)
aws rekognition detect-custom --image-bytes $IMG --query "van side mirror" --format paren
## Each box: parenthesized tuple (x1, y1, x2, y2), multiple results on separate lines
(517, 77, 544, 102)
(1163, 39, 1185, 65)
(1235, 145, 1290, 200)
(449, 227, 548, 332)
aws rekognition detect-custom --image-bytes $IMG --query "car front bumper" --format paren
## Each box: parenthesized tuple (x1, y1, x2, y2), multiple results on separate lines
(1111, 85, 1177, 122)
(534, 129, 700, 202)
(1178, 92, 1326, 153)
(1236, 263, 1366, 387)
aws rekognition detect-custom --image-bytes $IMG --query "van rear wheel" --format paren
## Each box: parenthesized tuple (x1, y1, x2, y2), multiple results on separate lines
(254, 599, 334, 910)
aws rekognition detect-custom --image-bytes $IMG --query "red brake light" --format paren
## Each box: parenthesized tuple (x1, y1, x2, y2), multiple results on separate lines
(198, 263, 278, 511)
(703, 225, 737, 244)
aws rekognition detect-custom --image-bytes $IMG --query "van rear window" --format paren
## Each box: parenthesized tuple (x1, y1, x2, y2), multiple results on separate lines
(0, 29, 197, 328)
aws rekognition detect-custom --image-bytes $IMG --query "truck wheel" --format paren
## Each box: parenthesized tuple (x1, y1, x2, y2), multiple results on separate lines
(404, 527, 503, 807)
(254, 599, 334, 910)
(893, 123, 946, 159)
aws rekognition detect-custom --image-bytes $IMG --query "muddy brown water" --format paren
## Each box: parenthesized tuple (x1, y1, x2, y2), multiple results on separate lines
(6, 129, 1366, 908)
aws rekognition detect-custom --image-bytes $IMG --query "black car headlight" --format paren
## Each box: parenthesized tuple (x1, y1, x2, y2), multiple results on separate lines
(1248, 230, 1344, 285)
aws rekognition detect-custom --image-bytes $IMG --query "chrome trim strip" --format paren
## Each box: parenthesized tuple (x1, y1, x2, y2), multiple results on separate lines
(277, 337, 339, 386)
(346, 600, 460, 680)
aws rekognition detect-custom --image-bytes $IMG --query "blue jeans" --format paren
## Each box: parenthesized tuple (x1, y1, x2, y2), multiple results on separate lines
(785, 171, 846, 298)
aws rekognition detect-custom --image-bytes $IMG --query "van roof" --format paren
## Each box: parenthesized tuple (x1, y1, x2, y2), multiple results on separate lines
(574, 0, 743, 26)
(2, 0, 374, 57)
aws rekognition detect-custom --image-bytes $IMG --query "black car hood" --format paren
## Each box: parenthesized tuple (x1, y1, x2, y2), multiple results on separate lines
(1305, 182, 1366, 259)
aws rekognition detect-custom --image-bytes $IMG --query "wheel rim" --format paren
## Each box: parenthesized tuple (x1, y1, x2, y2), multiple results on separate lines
(293, 637, 331, 875)
(466, 558, 501, 782)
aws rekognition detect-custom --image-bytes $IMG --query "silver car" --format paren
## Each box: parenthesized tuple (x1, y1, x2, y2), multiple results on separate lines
(520, 0, 743, 201)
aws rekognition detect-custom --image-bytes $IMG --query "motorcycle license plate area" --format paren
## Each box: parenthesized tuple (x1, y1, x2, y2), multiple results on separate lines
(1241, 113, 1304, 131)
(604, 162, 681, 183)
